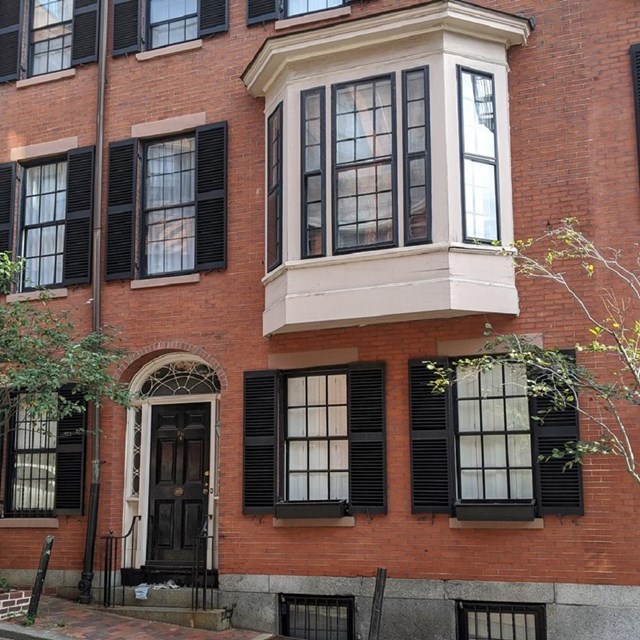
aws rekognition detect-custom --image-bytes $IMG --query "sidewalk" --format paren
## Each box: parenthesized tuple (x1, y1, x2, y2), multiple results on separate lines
(0, 597, 284, 640)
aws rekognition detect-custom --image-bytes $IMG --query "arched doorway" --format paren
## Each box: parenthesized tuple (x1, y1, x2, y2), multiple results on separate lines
(123, 355, 220, 578)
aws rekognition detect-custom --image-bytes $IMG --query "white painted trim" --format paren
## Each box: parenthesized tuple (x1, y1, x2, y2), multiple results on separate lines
(122, 354, 221, 570)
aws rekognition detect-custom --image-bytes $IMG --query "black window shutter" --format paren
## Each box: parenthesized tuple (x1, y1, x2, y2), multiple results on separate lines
(533, 351, 583, 516)
(0, 163, 16, 254)
(112, 0, 141, 56)
(200, 0, 228, 36)
(0, 0, 21, 84)
(631, 44, 640, 180)
(409, 359, 452, 513)
(55, 386, 87, 514)
(247, 0, 279, 26)
(106, 140, 137, 280)
(71, 0, 99, 65)
(195, 122, 227, 271)
(64, 147, 94, 285)
(243, 371, 277, 514)
(348, 363, 386, 514)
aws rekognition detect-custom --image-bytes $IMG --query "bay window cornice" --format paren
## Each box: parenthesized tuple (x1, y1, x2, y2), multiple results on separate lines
(242, 0, 532, 97)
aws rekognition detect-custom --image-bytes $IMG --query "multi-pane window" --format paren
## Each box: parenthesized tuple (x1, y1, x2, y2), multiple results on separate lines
(458, 602, 546, 640)
(144, 137, 196, 276)
(8, 400, 57, 516)
(149, 0, 198, 49)
(286, 0, 343, 17)
(281, 595, 354, 640)
(455, 363, 533, 501)
(403, 68, 430, 243)
(286, 373, 349, 502)
(302, 89, 325, 257)
(267, 104, 283, 270)
(333, 77, 395, 252)
(459, 68, 498, 242)
(21, 161, 67, 289)
(30, 0, 73, 76)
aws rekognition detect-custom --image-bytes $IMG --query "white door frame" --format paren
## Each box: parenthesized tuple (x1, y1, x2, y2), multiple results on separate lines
(122, 354, 220, 570)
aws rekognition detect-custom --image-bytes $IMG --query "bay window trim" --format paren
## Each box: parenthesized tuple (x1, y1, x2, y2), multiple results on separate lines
(267, 102, 283, 271)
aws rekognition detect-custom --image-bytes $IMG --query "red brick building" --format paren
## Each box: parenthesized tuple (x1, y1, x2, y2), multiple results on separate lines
(1, 0, 640, 638)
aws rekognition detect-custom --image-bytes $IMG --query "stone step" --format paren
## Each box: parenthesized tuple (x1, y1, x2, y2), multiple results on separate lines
(109, 605, 231, 631)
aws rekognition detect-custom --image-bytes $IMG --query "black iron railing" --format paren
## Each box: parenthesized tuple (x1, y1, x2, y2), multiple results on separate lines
(101, 515, 141, 607)
(191, 516, 214, 611)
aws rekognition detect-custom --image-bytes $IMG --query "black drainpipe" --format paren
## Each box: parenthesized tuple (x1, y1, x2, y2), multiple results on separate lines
(78, 0, 109, 605)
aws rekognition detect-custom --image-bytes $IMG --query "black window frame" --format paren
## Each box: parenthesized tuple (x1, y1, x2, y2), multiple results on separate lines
(281, 368, 349, 505)
(280, 594, 355, 640)
(331, 73, 398, 256)
(267, 102, 283, 271)
(141, 133, 197, 278)
(457, 65, 500, 244)
(453, 360, 535, 506)
(146, 0, 199, 51)
(19, 156, 68, 291)
(301, 87, 326, 259)
(457, 601, 547, 640)
(28, 0, 74, 77)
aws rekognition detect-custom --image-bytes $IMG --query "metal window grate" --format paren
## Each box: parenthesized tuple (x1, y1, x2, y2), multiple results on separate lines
(458, 602, 546, 640)
(280, 595, 354, 640)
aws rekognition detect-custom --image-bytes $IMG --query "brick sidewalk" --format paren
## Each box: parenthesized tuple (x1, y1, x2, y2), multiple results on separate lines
(0, 597, 278, 640)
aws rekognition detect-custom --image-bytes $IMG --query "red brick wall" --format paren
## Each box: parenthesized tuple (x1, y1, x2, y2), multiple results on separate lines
(1, 0, 640, 587)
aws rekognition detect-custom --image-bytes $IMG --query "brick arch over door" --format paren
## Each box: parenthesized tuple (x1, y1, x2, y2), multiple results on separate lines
(116, 341, 228, 390)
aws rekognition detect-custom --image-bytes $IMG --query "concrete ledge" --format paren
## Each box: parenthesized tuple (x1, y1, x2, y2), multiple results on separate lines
(444, 580, 555, 603)
(449, 517, 544, 529)
(273, 516, 355, 528)
(130, 273, 201, 289)
(11, 137, 77, 161)
(275, 5, 351, 30)
(268, 347, 358, 370)
(136, 39, 203, 62)
(555, 584, 640, 608)
(16, 68, 76, 89)
(6, 288, 68, 302)
(0, 518, 58, 528)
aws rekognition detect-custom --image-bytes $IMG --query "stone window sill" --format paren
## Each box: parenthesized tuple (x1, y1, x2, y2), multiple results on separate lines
(273, 517, 355, 528)
(449, 518, 544, 530)
(130, 273, 200, 289)
(0, 518, 59, 528)
(275, 5, 351, 30)
(6, 288, 68, 302)
(136, 39, 203, 62)
(16, 68, 76, 89)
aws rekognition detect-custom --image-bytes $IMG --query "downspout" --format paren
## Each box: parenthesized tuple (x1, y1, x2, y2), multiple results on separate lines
(78, 0, 109, 605)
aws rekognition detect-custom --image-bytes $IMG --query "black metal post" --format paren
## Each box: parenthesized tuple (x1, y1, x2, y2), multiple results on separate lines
(27, 535, 55, 620)
(367, 567, 387, 640)
(78, 481, 100, 604)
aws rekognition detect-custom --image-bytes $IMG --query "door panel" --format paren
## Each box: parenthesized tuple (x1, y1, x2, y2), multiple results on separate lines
(149, 403, 210, 564)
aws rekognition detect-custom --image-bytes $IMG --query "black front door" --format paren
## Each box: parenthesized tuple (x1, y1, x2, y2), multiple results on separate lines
(148, 403, 210, 565)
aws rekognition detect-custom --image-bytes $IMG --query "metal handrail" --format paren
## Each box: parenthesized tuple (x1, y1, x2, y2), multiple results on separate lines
(101, 515, 141, 607)
(191, 515, 214, 611)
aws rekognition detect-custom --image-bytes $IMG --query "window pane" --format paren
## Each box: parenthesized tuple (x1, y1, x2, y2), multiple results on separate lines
(508, 434, 532, 467)
(484, 469, 508, 499)
(459, 436, 481, 467)
(307, 376, 326, 405)
(307, 407, 326, 437)
(289, 473, 307, 500)
(330, 472, 348, 500)
(461, 71, 496, 158)
(288, 377, 306, 406)
(481, 399, 505, 431)
(288, 408, 306, 437)
(510, 469, 534, 499)
(289, 442, 307, 470)
(328, 406, 347, 436)
(329, 440, 348, 470)
(309, 441, 328, 470)
(309, 473, 328, 500)
(483, 435, 506, 467)
(456, 366, 479, 398)
(464, 160, 497, 241)
(460, 470, 482, 500)
(457, 400, 480, 432)
(506, 397, 530, 430)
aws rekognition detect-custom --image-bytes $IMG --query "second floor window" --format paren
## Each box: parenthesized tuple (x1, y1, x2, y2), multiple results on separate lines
(149, 0, 198, 49)
(286, 0, 342, 17)
(30, 0, 73, 76)
(22, 160, 67, 289)
(144, 137, 196, 276)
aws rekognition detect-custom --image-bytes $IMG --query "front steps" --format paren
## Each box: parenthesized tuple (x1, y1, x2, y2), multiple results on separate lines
(109, 604, 231, 631)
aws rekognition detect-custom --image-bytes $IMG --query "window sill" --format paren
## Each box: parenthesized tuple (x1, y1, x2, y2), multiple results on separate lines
(449, 518, 544, 530)
(6, 288, 68, 302)
(0, 518, 59, 528)
(274, 5, 351, 31)
(273, 516, 355, 528)
(130, 273, 200, 289)
(136, 39, 203, 62)
(274, 500, 348, 519)
(16, 68, 76, 89)
(454, 501, 536, 522)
